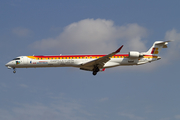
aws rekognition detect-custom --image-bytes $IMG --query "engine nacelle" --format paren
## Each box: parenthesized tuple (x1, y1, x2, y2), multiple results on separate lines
(129, 51, 143, 58)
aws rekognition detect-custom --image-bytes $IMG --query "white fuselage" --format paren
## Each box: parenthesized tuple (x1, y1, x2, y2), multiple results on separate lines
(5, 54, 159, 70)
(5, 41, 169, 75)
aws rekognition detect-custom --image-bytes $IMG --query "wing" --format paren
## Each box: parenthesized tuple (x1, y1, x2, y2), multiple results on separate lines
(80, 45, 123, 71)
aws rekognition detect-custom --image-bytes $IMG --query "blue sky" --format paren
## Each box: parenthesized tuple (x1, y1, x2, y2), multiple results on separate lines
(1, 0, 180, 120)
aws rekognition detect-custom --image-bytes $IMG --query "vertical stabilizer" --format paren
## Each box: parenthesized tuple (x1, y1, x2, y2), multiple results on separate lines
(145, 41, 170, 55)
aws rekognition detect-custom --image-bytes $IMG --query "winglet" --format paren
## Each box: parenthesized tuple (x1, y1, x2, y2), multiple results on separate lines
(115, 45, 123, 53)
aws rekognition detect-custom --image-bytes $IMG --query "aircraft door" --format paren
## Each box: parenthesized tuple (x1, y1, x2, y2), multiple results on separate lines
(20, 56, 28, 65)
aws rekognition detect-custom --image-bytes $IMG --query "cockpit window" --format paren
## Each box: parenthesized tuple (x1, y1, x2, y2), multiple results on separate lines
(13, 58, 20, 60)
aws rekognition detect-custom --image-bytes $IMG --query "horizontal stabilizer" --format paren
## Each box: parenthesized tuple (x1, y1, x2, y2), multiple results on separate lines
(146, 41, 172, 55)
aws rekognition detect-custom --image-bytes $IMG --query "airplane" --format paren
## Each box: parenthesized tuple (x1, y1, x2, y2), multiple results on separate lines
(5, 41, 170, 75)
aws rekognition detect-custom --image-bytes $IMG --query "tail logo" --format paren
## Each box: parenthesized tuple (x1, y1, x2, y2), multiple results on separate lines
(151, 48, 159, 54)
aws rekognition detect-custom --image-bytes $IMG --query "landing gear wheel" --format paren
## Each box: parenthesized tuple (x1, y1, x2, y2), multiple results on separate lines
(93, 71, 97, 76)
(13, 68, 16, 73)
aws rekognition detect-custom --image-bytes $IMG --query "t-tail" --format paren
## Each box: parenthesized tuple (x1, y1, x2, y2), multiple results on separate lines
(135, 41, 171, 65)
(145, 41, 171, 55)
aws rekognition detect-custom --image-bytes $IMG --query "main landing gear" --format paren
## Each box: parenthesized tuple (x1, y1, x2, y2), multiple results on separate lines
(13, 68, 16, 73)
(92, 65, 99, 76)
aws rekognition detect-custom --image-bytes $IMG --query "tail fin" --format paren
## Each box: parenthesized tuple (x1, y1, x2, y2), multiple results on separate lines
(145, 41, 171, 55)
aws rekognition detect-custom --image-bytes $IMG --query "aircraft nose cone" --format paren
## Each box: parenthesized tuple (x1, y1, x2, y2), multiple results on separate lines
(5, 61, 13, 69)
(5, 62, 9, 67)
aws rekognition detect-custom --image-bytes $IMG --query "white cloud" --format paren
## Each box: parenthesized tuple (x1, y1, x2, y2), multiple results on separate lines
(119, 112, 145, 120)
(0, 97, 92, 120)
(165, 29, 180, 61)
(29, 19, 148, 54)
(12, 27, 32, 37)
(30, 19, 180, 71)
(131, 29, 180, 71)
(124, 29, 180, 71)
(28, 19, 180, 71)
(175, 115, 180, 119)
(0, 109, 13, 120)
(99, 97, 109, 102)
(160, 118, 171, 120)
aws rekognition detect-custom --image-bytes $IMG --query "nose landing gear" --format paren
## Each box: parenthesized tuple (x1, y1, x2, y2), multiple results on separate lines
(13, 68, 16, 73)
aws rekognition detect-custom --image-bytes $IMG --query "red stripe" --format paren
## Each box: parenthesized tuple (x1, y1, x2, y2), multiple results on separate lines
(34, 54, 129, 58)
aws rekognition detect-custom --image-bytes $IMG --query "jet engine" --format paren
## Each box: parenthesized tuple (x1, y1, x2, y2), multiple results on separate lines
(129, 51, 144, 58)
